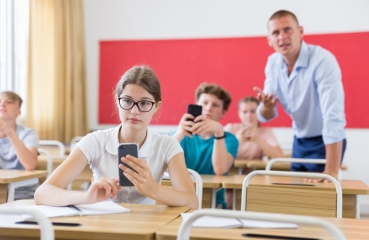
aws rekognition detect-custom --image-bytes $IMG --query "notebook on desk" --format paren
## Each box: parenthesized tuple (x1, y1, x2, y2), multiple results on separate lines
(16, 201, 130, 220)
(181, 213, 298, 229)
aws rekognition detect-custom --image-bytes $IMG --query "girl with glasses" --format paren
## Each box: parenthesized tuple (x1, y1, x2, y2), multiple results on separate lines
(35, 65, 198, 209)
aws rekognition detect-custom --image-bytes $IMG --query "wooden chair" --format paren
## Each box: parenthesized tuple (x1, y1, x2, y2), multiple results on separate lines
(241, 170, 343, 218)
(160, 169, 203, 209)
(177, 209, 345, 240)
(39, 140, 65, 157)
(70, 136, 84, 152)
(188, 169, 203, 209)
(38, 148, 53, 176)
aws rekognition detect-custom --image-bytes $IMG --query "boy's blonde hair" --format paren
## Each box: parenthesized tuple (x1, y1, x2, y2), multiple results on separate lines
(0, 91, 23, 108)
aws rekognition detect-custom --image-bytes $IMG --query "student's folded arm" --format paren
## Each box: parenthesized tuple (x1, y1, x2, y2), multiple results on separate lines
(7, 131, 38, 171)
(213, 132, 239, 176)
(153, 153, 198, 210)
(212, 135, 235, 176)
(34, 148, 89, 206)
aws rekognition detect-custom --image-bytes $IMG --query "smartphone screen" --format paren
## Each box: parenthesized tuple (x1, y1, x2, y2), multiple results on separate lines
(187, 104, 202, 122)
(118, 143, 139, 186)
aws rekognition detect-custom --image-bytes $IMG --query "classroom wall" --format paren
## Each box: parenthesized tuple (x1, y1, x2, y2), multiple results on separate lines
(83, 0, 369, 213)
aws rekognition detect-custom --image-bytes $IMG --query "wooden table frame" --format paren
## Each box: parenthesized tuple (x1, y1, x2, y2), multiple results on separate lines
(222, 175, 369, 219)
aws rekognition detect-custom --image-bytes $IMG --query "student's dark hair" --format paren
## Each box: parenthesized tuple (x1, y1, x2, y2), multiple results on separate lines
(195, 83, 232, 111)
(114, 65, 161, 102)
(0, 91, 23, 108)
(238, 96, 259, 109)
(269, 10, 299, 26)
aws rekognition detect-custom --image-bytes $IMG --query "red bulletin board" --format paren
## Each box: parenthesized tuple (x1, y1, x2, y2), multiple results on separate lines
(99, 32, 369, 128)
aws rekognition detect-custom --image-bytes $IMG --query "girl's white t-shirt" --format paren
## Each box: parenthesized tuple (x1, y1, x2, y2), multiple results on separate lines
(77, 125, 183, 204)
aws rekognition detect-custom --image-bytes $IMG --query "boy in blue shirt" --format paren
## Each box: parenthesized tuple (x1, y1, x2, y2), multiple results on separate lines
(172, 83, 238, 208)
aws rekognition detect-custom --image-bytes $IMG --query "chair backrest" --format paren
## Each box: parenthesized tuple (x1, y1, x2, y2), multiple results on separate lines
(0, 208, 54, 240)
(188, 169, 203, 209)
(38, 148, 53, 176)
(265, 158, 342, 180)
(241, 170, 343, 218)
(39, 140, 65, 157)
(70, 136, 84, 152)
(160, 169, 203, 209)
(176, 209, 346, 240)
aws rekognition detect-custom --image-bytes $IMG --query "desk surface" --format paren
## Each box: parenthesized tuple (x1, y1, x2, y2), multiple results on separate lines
(0, 203, 188, 240)
(221, 175, 369, 195)
(0, 170, 48, 184)
(162, 174, 227, 188)
(234, 159, 348, 170)
(156, 214, 369, 240)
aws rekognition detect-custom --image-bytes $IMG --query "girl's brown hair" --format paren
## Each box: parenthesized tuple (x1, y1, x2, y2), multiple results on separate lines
(238, 96, 259, 109)
(115, 65, 161, 102)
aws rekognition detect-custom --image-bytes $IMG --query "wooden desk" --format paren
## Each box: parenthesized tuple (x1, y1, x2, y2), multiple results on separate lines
(161, 175, 226, 208)
(222, 175, 369, 218)
(37, 155, 93, 191)
(0, 170, 48, 204)
(0, 203, 188, 240)
(156, 214, 369, 240)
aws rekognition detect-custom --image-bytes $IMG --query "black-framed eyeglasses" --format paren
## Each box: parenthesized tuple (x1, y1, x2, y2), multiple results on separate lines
(118, 97, 156, 112)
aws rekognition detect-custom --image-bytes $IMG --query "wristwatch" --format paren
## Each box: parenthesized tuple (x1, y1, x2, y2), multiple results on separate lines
(214, 132, 226, 140)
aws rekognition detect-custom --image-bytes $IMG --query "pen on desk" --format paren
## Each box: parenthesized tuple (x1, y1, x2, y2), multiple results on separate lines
(67, 205, 82, 214)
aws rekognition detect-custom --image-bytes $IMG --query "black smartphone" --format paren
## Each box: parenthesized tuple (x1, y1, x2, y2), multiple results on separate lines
(118, 143, 139, 187)
(187, 104, 202, 122)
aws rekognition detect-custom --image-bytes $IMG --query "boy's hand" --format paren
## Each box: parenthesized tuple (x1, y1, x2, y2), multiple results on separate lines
(191, 115, 223, 136)
(0, 119, 13, 138)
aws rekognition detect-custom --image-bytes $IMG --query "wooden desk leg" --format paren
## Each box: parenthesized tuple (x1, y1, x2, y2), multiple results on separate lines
(0, 184, 8, 204)
(211, 188, 217, 208)
(211, 188, 222, 208)
(232, 189, 236, 210)
(356, 195, 360, 219)
(342, 194, 357, 218)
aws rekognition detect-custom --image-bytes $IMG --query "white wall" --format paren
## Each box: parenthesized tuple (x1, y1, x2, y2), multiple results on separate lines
(83, 0, 369, 214)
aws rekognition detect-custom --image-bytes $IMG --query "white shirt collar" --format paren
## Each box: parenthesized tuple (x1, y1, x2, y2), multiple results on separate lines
(105, 125, 154, 158)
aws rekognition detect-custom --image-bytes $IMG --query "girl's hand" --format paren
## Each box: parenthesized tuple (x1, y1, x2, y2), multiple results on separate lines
(244, 123, 257, 141)
(236, 127, 248, 142)
(82, 177, 121, 204)
(119, 155, 158, 197)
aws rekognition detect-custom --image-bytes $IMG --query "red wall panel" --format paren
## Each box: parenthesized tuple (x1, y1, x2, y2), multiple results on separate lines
(99, 32, 369, 128)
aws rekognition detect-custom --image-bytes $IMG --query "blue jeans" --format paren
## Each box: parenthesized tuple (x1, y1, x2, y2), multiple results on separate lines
(291, 136, 347, 172)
